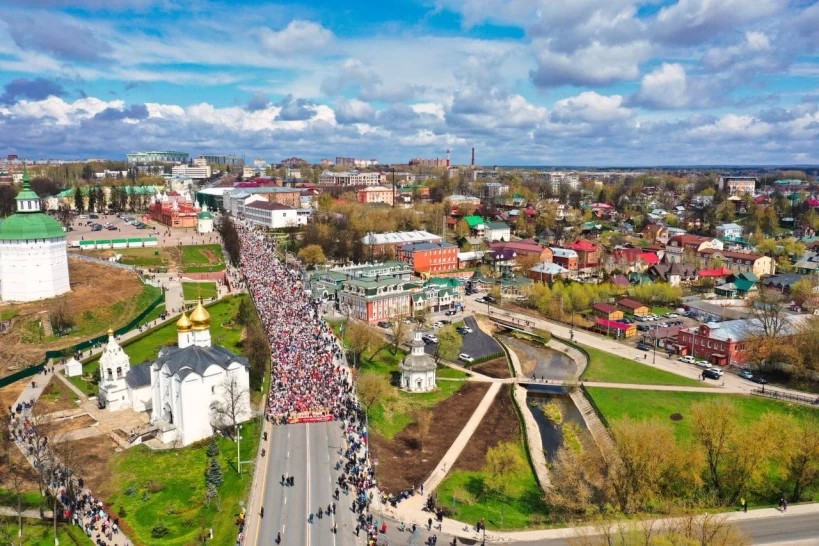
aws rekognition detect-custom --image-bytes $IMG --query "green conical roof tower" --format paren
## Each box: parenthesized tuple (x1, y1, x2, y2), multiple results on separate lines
(0, 163, 66, 240)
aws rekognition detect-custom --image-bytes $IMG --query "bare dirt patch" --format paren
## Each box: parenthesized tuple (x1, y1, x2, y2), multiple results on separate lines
(370, 381, 490, 494)
(0, 259, 145, 373)
(471, 357, 511, 379)
(57, 435, 119, 500)
(33, 377, 79, 416)
(0, 380, 27, 418)
(41, 414, 98, 437)
(451, 384, 520, 472)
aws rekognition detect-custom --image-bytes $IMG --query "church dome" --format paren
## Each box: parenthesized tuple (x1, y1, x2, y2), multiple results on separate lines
(176, 311, 192, 332)
(0, 213, 66, 241)
(198, 210, 214, 220)
(190, 299, 210, 330)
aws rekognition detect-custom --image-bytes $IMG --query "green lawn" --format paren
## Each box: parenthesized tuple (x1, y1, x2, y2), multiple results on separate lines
(0, 488, 44, 510)
(70, 282, 162, 341)
(180, 244, 225, 273)
(437, 365, 470, 379)
(580, 345, 704, 387)
(436, 444, 548, 530)
(87, 248, 169, 268)
(650, 306, 673, 315)
(74, 295, 249, 395)
(106, 418, 261, 546)
(135, 304, 166, 328)
(182, 282, 218, 301)
(586, 387, 819, 443)
(0, 519, 92, 545)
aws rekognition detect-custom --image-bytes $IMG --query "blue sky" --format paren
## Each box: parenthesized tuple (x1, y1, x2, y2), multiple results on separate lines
(1, 0, 818, 165)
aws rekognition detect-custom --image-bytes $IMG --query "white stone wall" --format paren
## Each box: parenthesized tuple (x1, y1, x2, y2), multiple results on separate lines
(0, 237, 70, 302)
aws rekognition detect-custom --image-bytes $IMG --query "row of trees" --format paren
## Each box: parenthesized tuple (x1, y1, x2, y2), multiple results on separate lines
(549, 399, 819, 518)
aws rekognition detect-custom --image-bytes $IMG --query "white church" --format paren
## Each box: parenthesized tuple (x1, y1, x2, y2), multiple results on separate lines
(0, 167, 70, 302)
(98, 299, 252, 446)
(400, 330, 437, 393)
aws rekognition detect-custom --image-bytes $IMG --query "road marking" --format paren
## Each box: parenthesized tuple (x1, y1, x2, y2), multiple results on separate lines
(306, 424, 311, 546)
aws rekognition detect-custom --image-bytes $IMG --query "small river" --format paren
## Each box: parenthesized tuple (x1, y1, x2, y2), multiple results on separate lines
(499, 333, 577, 381)
(526, 392, 590, 461)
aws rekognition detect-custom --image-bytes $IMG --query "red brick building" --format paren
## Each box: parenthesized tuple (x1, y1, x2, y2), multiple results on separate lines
(147, 192, 198, 228)
(396, 241, 458, 275)
(567, 239, 602, 268)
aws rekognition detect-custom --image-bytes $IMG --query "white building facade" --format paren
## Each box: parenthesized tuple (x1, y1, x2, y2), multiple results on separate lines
(400, 331, 437, 393)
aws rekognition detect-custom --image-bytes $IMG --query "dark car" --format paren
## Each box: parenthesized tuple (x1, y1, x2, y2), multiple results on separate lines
(636, 342, 652, 351)
(702, 368, 721, 380)
(377, 321, 392, 329)
(637, 324, 650, 332)
(750, 375, 768, 385)
(445, 309, 457, 316)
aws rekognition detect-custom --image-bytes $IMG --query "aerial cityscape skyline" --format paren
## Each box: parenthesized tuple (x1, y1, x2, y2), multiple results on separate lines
(1, 0, 818, 164)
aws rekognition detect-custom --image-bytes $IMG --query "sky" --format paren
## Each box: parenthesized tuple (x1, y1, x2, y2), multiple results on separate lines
(1, 0, 819, 166)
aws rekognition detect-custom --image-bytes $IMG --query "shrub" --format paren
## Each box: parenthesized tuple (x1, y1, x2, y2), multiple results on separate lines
(151, 524, 170, 538)
(148, 481, 165, 493)
(124, 485, 137, 497)
(117, 506, 128, 518)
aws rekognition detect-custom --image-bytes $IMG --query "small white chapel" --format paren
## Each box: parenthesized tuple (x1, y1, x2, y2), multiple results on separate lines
(98, 299, 252, 446)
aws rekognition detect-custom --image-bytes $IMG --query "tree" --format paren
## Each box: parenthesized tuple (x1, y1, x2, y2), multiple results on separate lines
(435, 324, 461, 364)
(205, 455, 224, 488)
(747, 288, 788, 341)
(356, 371, 390, 409)
(569, 513, 750, 546)
(781, 416, 819, 502)
(690, 400, 780, 504)
(608, 418, 700, 513)
(209, 373, 249, 438)
(217, 215, 241, 266)
(235, 296, 257, 327)
(389, 316, 408, 355)
(243, 321, 269, 391)
(345, 319, 382, 367)
(73, 186, 84, 212)
(206, 436, 221, 458)
(547, 444, 607, 516)
(482, 441, 526, 526)
(297, 244, 327, 269)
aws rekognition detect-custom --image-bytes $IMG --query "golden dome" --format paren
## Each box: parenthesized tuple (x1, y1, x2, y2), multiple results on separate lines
(190, 299, 211, 331)
(107, 327, 114, 337)
(176, 312, 192, 332)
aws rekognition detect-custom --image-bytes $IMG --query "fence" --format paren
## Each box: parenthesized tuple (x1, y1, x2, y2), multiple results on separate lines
(750, 387, 819, 406)
(0, 291, 165, 389)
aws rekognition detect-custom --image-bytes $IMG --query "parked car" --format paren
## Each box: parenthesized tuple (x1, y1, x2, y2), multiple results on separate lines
(738, 369, 754, 380)
(422, 334, 439, 344)
(377, 321, 392, 329)
(457, 326, 473, 334)
(679, 355, 695, 364)
(459, 353, 475, 363)
(659, 322, 669, 328)
(475, 297, 487, 303)
(750, 375, 768, 385)
(445, 309, 457, 316)
(637, 325, 650, 332)
(636, 342, 652, 351)
(702, 368, 721, 380)
(709, 367, 724, 377)
(694, 359, 712, 368)
(432, 321, 443, 329)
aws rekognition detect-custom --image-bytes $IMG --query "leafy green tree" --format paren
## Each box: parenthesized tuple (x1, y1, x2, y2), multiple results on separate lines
(297, 244, 327, 269)
(482, 441, 526, 526)
(435, 325, 461, 364)
(73, 186, 84, 212)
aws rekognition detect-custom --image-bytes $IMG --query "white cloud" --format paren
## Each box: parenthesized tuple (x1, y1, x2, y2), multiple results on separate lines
(687, 114, 771, 139)
(634, 63, 689, 109)
(552, 91, 631, 123)
(255, 20, 334, 56)
(0, 96, 122, 124)
(654, 0, 784, 44)
(531, 40, 650, 87)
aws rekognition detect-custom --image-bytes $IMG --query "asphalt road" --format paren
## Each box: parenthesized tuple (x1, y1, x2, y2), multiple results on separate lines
(374, 511, 819, 545)
(256, 421, 361, 546)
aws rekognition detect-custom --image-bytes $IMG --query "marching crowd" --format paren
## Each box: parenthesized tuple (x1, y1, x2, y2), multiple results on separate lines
(7, 401, 128, 546)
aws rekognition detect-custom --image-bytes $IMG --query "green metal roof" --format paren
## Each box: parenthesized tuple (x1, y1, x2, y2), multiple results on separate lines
(0, 212, 65, 241)
(463, 215, 485, 228)
(127, 238, 143, 243)
(112, 238, 128, 244)
(198, 211, 214, 219)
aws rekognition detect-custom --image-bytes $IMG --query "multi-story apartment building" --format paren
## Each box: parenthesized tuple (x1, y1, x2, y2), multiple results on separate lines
(223, 187, 303, 214)
(171, 164, 212, 179)
(397, 241, 458, 275)
(319, 170, 386, 186)
(198, 154, 244, 169)
(127, 151, 188, 164)
(335, 157, 378, 168)
(719, 176, 756, 196)
(409, 157, 450, 168)
(338, 277, 417, 323)
(698, 248, 775, 277)
(240, 199, 310, 229)
(664, 235, 723, 264)
(357, 185, 394, 206)
(482, 182, 509, 198)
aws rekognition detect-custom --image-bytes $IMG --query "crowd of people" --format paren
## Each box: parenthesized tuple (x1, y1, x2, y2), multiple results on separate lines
(236, 222, 382, 541)
(7, 401, 128, 546)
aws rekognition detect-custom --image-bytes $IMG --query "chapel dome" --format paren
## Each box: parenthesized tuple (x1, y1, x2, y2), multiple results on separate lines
(176, 311, 192, 332)
(190, 299, 210, 330)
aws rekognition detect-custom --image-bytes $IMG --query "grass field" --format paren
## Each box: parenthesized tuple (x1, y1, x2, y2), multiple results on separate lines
(586, 387, 819, 442)
(87, 248, 169, 268)
(437, 365, 470, 379)
(0, 489, 43, 510)
(73, 295, 249, 395)
(106, 418, 261, 546)
(0, 519, 92, 545)
(182, 282, 218, 301)
(580, 345, 704, 387)
(436, 443, 548, 530)
(72, 282, 162, 341)
(650, 306, 673, 315)
(358, 346, 466, 439)
(179, 244, 225, 273)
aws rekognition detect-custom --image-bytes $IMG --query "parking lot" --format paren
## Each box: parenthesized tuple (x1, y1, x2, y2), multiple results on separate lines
(66, 212, 219, 248)
(423, 315, 503, 361)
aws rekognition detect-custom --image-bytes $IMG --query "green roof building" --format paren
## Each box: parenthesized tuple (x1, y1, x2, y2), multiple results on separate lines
(0, 167, 71, 301)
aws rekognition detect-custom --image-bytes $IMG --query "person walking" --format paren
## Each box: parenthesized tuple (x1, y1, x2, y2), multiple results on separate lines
(740, 497, 747, 512)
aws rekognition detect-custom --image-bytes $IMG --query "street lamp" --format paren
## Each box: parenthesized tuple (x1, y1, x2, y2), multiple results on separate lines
(236, 424, 242, 474)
